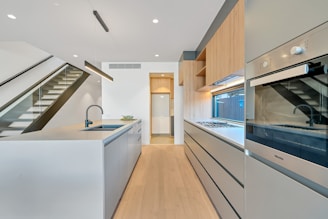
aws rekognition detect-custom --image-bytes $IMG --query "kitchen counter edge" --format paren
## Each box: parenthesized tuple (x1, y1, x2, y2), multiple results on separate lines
(184, 119, 245, 150)
(0, 119, 141, 146)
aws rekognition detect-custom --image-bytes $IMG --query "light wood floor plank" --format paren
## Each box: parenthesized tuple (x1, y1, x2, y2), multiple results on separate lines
(113, 145, 220, 219)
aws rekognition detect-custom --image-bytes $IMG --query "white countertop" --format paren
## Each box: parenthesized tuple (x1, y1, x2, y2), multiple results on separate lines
(0, 119, 140, 144)
(0, 119, 141, 219)
(185, 119, 245, 150)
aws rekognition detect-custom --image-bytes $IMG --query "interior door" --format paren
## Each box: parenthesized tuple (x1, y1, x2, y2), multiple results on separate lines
(151, 94, 170, 134)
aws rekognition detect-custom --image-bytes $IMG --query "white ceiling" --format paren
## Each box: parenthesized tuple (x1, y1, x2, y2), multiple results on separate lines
(0, 0, 225, 70)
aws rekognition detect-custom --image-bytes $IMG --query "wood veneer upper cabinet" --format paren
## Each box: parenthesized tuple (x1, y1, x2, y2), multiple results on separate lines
(170, 78, 174, 99)
(151, 78, 170, 93)
(178, 61, 184, 86)
(230, 0, 244, 74)
(206, 0, 244, 85)
(206, 28, 219, 85)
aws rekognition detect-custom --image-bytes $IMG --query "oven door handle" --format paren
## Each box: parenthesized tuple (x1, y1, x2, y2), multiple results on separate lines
(250, 64, 309, 87)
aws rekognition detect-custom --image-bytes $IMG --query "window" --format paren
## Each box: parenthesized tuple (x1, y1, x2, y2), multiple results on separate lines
(212, 86, 244, 122)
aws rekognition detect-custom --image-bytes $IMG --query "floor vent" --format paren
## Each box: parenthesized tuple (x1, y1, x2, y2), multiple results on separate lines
(109, 63, 141, 69)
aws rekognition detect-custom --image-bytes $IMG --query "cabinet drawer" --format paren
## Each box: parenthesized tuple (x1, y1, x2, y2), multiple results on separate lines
(185, 133, 243, 218)
(245, 156, 328, 219)
(185, 122, 244, 184)
(185, 144, 239, 219)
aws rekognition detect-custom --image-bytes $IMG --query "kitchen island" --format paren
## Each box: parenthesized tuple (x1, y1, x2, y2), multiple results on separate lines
(0, 119, 142, 219)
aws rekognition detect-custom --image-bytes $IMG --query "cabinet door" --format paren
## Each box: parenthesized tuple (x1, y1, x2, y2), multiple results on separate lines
(179, 60, 184, 85)
(206, 0, 244, 85)
(230, 0, 244, 74)
(127, 122, 142, 176)
(184, 142, 239, 219)
(206, 32, 217, 85)
(245, 156, 328, 219)
(104, 132, 128, 218)
(151, 78, 171, 93)
(218, 0, 244, 80)
(217, 15, 232, 81)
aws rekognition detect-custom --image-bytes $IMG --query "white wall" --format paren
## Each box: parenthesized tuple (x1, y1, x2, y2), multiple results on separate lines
(0, 41, 103, 131)
(44, 74, 102, 129)
(0, 41, 50, 84)
(0, 57, 65, 107)
(101, 62, 183, 145)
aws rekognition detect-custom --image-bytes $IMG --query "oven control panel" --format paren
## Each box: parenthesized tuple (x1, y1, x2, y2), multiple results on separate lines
(246, 21, 328, 80)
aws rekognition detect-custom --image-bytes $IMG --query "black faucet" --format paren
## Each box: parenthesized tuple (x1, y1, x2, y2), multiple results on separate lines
(85, 104, 104, 128)
(293, 104, 314, 127)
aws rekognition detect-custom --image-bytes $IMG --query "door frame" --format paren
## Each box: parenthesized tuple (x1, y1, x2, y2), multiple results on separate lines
(149, 73, 174, 140)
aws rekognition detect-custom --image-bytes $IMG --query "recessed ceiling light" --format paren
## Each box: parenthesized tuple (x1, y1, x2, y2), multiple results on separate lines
(155, 54, 159, 57)
(7, 14, 16, 20)
(152, 18, 159, 24)
(73, 54, 78, 58)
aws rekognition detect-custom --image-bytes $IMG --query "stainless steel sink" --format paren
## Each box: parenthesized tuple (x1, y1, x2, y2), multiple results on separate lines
(83, 124, 124, 131)
(273, 124, 327, 131)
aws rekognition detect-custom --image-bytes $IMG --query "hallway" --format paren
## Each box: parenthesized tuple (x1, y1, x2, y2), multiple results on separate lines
(113, 145, 219, 219)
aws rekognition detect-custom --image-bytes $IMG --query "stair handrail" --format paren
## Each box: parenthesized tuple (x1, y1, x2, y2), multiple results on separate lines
(0, 55, 53, 87)
(0, 64, 69, 117)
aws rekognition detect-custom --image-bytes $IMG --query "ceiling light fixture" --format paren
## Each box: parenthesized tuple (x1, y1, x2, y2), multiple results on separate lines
(84, 60, 113, 81)
(152, 18, 159, 24)
(73, 54, 78, 58)
(155, 54, 159, 57)
(7, 14, 16, 20)
(93, 10, 109, 32)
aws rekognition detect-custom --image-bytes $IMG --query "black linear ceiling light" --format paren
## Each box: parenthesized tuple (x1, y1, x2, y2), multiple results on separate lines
(84, 61, 113, 81)
(93, 10, 109, 32)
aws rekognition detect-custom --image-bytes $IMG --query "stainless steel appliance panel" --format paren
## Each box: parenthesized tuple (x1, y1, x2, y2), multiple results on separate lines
(245, 21, 328, 195)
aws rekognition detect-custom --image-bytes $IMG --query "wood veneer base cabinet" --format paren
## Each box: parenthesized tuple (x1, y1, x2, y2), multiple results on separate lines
(245, 156, 328, 219)
(184, 121, 244, 218)
(206, 0, 244, 86)
(104, 122, 142, 218)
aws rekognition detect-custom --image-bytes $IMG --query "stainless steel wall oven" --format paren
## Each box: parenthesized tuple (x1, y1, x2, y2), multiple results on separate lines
(245, 21, 328, 195)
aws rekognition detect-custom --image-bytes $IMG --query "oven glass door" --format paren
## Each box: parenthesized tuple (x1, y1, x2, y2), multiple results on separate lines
(246, 55, 328, 168)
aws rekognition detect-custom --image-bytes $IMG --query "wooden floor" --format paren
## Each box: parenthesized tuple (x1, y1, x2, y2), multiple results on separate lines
(113, 145, 219, 219)
(150, 134, 174, 144)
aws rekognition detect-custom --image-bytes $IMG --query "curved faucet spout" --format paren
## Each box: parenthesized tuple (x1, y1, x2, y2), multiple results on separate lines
(85, 104, 104, 127)
(293, 104, 314, 127)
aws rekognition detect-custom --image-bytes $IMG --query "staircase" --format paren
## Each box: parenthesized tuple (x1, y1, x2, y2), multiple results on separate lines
(0, 66, 85, 137)
(271, 74, 328, 125)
